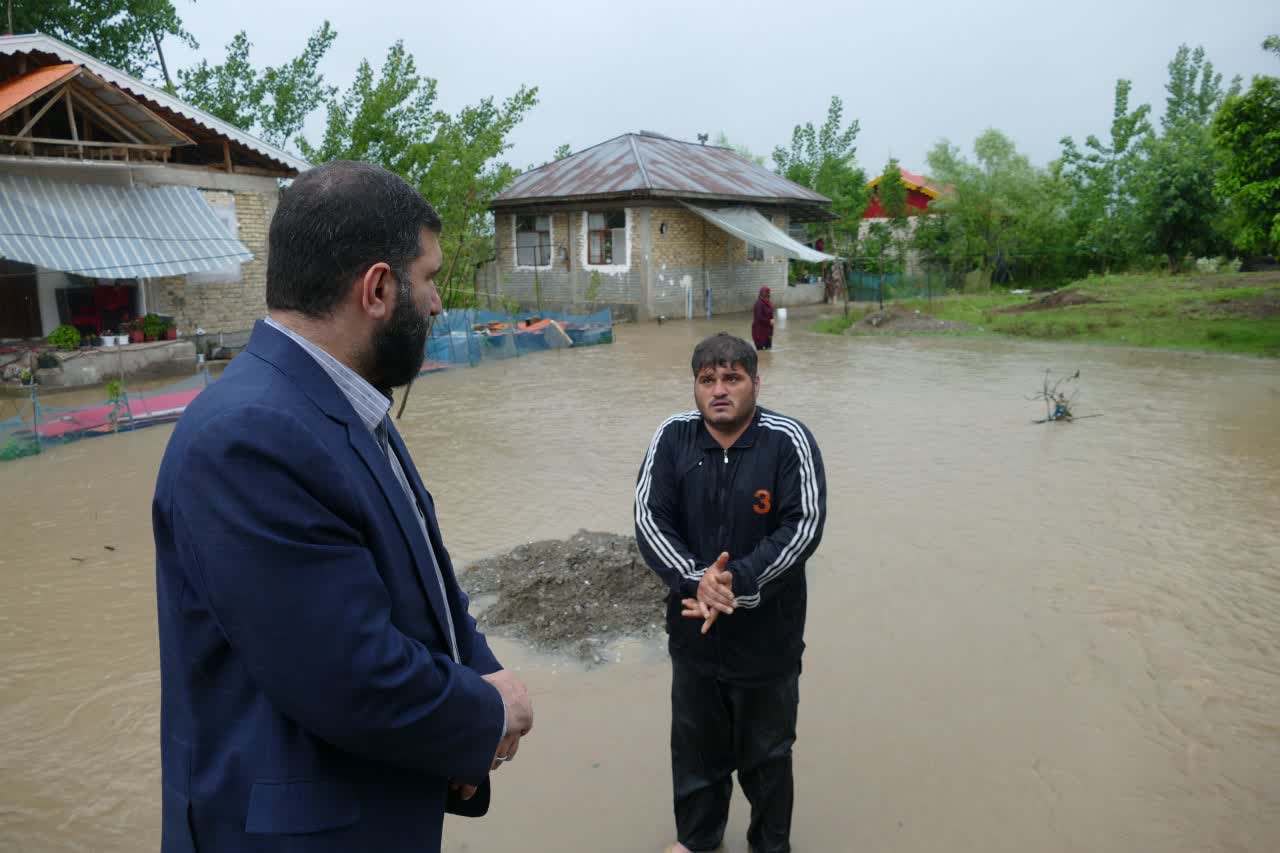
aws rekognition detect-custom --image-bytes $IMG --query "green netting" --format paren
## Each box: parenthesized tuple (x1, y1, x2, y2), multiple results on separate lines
(422, 308, 614, 374)
(847, 271, 948, 303)
(0, 371, 212, 462)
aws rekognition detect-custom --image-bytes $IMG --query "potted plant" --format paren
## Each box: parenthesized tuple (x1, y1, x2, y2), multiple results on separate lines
(102, 329, 117, 347)
(48, 324, 80, 351)
(128, 318, 145, 344)
(142, 313, 166, 342)
(163, 317, 178, 341)
(19, 368, 33, 386)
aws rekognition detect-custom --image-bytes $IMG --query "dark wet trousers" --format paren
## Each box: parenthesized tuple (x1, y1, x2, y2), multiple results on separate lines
(670, 660, 799, 853)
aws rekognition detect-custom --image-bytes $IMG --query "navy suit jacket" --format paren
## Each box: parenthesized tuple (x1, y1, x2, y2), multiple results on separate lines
(153, 321, 505, 852)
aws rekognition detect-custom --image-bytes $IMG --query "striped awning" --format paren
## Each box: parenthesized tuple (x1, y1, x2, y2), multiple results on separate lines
(0, 174, 253, 278)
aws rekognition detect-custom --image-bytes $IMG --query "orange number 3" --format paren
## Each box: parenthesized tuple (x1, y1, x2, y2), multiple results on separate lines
(753, 489, 772, 515)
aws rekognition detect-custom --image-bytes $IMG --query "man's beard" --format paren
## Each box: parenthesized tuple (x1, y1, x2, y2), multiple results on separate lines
(370, 277, 430, 390)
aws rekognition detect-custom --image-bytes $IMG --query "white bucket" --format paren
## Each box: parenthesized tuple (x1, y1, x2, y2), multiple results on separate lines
(776, 308, 788, 321)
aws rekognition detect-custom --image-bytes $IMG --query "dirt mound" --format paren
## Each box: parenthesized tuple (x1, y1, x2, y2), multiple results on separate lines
(459, 530, 668, 663)
(846, 306, 974, 334)
(1001, 289, 1102, 313)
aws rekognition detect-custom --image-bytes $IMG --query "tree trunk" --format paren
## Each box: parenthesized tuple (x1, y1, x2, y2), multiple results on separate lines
(153, 30, 175, 92)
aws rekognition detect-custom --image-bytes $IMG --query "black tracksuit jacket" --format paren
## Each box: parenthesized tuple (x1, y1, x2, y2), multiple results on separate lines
(634, 406, 827, 683)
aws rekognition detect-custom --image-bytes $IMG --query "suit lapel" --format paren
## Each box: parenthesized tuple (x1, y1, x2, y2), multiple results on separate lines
(387, 427, 460, 598)
(247, 320, 458, 652)
(346, 419, 457, 654)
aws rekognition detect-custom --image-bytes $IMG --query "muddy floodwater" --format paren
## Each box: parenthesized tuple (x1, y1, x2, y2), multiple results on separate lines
(2, 307, 1278, 852)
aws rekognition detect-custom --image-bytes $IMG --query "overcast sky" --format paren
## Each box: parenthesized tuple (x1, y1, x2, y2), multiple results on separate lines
(163, 0, 1278, 175)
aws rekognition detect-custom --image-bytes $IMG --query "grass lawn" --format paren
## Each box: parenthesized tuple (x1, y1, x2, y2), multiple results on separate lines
(817, 271, 1280, 357)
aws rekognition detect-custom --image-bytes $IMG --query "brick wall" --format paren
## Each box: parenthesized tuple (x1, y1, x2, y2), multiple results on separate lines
(492, 204, 791, 318)
(151, 189, 275, 334)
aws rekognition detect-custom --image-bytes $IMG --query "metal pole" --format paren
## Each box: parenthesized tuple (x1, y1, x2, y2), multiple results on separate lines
(30, 382, 42, 455)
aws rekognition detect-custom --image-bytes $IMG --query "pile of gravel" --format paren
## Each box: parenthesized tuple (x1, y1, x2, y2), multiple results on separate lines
(459, 530, 669, 662)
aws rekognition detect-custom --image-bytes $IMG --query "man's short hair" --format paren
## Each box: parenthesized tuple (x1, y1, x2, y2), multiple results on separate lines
(691, 333, 758, 379)
(266, 160, 443, 317)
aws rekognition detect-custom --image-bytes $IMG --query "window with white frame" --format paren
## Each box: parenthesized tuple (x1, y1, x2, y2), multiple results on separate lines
(746, 241, 764, 262)
(515, 215, 551, 266)
(587, 211, 626, 265)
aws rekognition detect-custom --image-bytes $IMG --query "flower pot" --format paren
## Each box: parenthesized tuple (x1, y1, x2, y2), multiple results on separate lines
(145, 334, 158, 342)
(116, 335, 129, 346)
(129, 331, 144, 344)
(102, 336, 116, 347)
(164, 328, 177, 341)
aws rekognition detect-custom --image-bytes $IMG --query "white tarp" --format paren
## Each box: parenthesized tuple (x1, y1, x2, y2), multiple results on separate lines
(681, 202, 834, 262)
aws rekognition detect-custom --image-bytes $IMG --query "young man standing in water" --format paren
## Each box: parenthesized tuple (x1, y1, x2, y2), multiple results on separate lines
(635, 333, 827, 853)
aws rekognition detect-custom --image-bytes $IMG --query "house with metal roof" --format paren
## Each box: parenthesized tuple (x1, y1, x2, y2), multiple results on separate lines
(856, 166, 947, 276)
(486, 132, 835, 321)
(0, 32, 308, 346)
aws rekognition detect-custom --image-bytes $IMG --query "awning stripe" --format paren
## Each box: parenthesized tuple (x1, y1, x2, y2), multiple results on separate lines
(0, 174, 253, 278)
(681, 202, 835, 263)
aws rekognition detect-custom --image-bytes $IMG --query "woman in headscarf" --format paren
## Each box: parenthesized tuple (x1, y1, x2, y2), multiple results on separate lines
(751, 286, 775, 351)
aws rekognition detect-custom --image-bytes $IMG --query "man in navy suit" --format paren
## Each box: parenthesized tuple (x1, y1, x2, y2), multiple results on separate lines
(152, 160, 533, 852)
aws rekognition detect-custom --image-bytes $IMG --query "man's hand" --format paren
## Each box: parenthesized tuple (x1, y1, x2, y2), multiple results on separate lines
(682, 553, 735, 635)
(450, 781, 478, 800)
(680, 597, 717, 634)
(490, 730, 522, 771)
(696, 552, 735, 615)
(483, 666, 535, 747)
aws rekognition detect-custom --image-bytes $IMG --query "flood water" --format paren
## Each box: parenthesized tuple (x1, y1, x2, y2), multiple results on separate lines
(2, 308, 1278, 852)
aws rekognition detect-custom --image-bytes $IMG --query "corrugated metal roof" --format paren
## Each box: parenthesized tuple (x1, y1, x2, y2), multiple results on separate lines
(73, 68, 193, 146)
(0, 62, 77, 118)
(493, 133, 830, 207)
(0, 33, 309, 173)
(1, 64, 192, 147)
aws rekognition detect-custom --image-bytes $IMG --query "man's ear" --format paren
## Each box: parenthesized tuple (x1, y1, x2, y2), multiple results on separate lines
(356, 262, 395, 320)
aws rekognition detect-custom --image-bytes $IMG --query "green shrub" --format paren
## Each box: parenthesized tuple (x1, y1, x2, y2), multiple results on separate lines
(47, 324, 80, 350)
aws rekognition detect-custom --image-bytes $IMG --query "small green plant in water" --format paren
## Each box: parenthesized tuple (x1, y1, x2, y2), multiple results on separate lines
(105, 380, 128, 431)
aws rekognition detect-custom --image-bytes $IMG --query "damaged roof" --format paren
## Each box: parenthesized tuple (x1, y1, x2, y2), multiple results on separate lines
(493, 132, 831, 210)
(0, 33, 308, 173)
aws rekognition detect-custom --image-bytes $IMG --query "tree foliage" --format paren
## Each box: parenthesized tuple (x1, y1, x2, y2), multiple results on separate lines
(300, 41, 538, 306)
(1057, 79, 1152, 271)
(1212, 36, 1280, 256)
(772, 96, 869, 249)
(10, 0, 194, 80)
(179, 23, 338, 151)
(1134, 44, 1237, 268)
(916, 129, 1080, 287)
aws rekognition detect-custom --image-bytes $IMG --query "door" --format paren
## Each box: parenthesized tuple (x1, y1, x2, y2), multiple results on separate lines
(0, 261, 42, 338)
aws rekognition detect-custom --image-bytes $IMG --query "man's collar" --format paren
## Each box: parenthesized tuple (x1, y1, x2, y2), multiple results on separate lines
(263, 316, 390, 434)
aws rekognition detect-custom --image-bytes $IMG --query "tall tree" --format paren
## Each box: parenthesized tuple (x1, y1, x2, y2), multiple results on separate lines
(301, 41, 538, 306)
(1135, 44, 1239, 269)
(179, 23, 338, 151)
(920, 129, 1074, 287)
(1058, 79, 1152, 272)
(10, 0, 194, 81)
(1212, 35, 1280, 257)
(773, 96, 868, 250)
